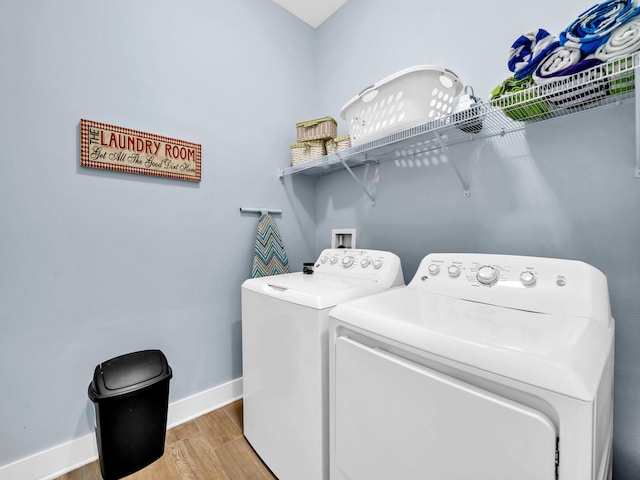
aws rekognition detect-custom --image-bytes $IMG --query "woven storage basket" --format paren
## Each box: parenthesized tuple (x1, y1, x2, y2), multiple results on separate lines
(326, 135, 351, 155)
(296, 116, 337, 142)
(290, 140, 326, 166)
(340, 65, 463, 146)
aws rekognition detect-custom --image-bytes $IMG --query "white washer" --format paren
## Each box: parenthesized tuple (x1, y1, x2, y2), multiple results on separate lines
(330, 253, 614, 480)
(241, 248, 404, 480)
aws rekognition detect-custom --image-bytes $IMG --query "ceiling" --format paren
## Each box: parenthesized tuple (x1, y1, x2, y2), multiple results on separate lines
(270, 0, 349, 28)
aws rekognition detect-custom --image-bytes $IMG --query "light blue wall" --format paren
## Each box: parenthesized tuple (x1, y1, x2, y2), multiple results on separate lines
(313, 1, 640, 479)
(0, 0, 318, 468)
(3, 0, 640, 478)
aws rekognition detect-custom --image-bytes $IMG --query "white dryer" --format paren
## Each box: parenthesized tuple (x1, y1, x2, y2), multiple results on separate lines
(330, 253, 614, 480)
(241, 248, 404, 480)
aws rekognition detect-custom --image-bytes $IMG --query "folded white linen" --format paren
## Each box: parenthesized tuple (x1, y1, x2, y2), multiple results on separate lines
(593, 15, 640, 60)
(533, 46, 583, 83)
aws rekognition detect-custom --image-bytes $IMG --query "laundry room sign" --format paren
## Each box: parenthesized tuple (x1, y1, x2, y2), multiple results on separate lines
(80, 119, 202, 182)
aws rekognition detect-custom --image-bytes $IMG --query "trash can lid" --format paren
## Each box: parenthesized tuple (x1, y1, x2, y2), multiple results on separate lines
(89, 349, 172, 401)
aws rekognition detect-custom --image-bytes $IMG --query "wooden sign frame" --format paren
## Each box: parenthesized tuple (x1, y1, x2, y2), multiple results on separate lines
(80, 119, 201, 182)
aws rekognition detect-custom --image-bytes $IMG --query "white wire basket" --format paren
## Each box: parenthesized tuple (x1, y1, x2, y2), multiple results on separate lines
(491, 55, 636, 121)
(340, 65, 464, 146)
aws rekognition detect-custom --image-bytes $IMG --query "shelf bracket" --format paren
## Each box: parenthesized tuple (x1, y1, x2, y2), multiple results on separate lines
(635, 52, 640, 178)
(337, 154, 377, 206)
(451, 158, 471, 198)
(433, 131, 471, 197)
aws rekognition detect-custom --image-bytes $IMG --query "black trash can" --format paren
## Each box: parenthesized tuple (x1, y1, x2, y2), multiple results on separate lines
(88, 349, 172, 480)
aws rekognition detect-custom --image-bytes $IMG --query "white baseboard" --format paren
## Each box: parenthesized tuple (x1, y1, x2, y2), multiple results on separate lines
(0, 378, 243, 480)
(166, 376, 243, 429)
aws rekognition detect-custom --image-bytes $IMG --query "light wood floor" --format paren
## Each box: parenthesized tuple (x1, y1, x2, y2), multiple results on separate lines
(56, 399, 276, 480)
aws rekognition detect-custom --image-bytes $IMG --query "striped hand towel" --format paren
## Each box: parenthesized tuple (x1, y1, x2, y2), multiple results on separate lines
(251, 213, 291, 278)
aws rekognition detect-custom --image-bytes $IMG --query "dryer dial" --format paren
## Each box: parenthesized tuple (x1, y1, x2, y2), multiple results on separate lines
(476, 265, 499, 285)
(342, 256, 355, 267)
(372, 259, 383, 269)
(361, 258, 371, 268)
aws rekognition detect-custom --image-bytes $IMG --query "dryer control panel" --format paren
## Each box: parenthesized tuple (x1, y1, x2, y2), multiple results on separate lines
(410, 253, 611, 324)
(314, 249, 404, 288)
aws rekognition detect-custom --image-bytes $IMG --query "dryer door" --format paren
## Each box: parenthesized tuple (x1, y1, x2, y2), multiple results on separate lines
(333, 337, 557, 480)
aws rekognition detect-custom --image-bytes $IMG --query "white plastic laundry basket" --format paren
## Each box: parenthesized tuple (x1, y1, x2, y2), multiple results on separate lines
(340, 65, 463, 146)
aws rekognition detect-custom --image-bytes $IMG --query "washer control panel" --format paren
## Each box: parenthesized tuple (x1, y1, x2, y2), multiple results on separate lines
(409, 253, 610, 320)
(314, 248, 404, 284)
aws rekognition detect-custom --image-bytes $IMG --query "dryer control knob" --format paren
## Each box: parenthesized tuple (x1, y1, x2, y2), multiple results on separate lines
(477, 265, 499, 285)
(342, 256, 354, 267)
(428, 263, 440, 275)
(360, 258, 370, 268)
(448, 265, 461, 277)
(372, 259, 383, 269)
(320, 255, 328, 263)
(330, 256, 338, 265)
(520, 271, 536, 286)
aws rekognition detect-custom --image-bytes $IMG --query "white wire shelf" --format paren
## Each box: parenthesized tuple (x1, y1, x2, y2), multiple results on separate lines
(279, 53, 639, 181)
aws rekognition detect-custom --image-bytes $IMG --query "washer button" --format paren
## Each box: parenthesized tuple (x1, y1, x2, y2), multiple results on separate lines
(372, 259, 383, 269)
(448, 265, 461, 277)
(361, 258, 370, 268)
(520, 271, 536, 286)
(329, 256, 338, 265)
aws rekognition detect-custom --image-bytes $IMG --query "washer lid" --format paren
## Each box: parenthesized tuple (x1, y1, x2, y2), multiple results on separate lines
(330, 287, 614, 400)
(242, 272, 379, 309)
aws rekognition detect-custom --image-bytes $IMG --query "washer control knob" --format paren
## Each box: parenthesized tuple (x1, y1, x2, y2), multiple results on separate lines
(320, 255, 328, 264)
(361, 258, 370, 268)
(428, 263, 440, 275)
(342, 256, 354, 267)
(477, 265, 499, 285)
(329, 256, 338, 265)
(372, 259, 383, 269)
(448, 265, 461, 278)
(520, 271, 536, 286)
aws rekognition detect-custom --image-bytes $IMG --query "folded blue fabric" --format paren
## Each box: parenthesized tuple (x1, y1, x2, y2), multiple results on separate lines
(533, 45, 602, 84)
(508, 29, 560, 79)
(560, 0, 640, 55)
